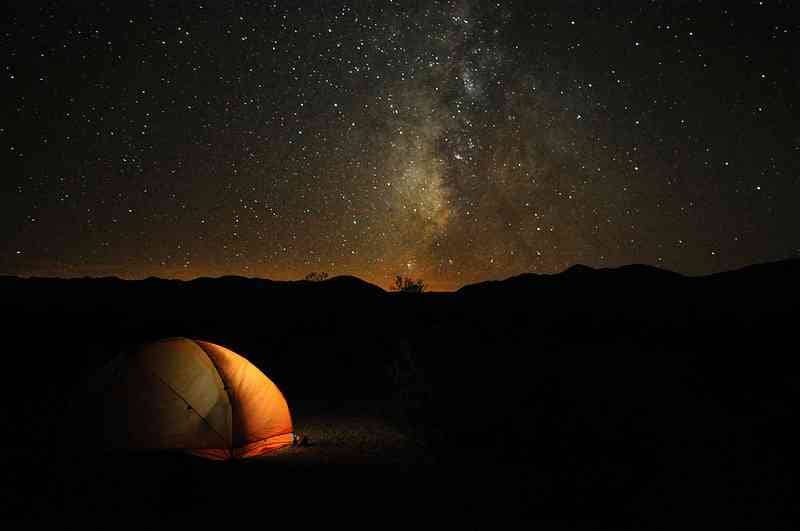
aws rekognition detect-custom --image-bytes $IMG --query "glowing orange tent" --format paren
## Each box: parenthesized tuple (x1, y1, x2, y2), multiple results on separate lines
(101, 337, 293, 459)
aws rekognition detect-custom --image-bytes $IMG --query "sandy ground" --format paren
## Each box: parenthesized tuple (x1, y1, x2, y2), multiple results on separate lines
(3, 397, 788, 527)
(1, 399, 447, 524)
(261, 399, 428, 465)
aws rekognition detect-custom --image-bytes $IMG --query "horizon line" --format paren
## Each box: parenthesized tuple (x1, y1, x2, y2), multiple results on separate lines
(2, 256, 798, 292)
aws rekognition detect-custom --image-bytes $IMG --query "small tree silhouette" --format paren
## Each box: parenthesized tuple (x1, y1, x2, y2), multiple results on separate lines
(303, 271, 329, 281)
(392, 275, 426, 293)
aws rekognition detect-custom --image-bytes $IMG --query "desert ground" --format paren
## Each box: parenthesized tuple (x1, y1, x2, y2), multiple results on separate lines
(1, 262, 796, 527)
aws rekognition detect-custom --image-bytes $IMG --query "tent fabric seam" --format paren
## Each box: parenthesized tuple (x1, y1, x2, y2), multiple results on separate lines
(192, 339, 236, 452)
(192, 339, 233, 399)
(139, 364, 230, 450)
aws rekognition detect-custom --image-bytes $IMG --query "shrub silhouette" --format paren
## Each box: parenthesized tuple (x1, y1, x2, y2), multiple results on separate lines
(303, 271, 329, 282)
(392, 275, 426, 293)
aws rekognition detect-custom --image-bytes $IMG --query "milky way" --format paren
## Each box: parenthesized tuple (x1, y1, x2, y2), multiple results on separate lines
(3, 1, 798, 289)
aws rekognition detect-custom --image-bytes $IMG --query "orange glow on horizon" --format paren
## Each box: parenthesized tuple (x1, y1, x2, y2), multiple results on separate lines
(15, 262, 471, 292)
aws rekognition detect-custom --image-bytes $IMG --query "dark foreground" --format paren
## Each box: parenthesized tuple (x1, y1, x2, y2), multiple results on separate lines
(0, 261, 796, 527)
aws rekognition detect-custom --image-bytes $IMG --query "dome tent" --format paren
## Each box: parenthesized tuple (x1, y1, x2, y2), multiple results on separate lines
(100, 337, 293, 459)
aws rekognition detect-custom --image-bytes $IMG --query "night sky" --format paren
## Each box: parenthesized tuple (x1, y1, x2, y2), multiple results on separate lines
(3, 1, 798, 290)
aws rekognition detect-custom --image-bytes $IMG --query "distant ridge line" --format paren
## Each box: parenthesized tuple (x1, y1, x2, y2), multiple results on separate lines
(1, 257, 798, 293)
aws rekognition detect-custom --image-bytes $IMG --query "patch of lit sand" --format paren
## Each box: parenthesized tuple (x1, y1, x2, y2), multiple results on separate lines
(251, 400, 428, 464)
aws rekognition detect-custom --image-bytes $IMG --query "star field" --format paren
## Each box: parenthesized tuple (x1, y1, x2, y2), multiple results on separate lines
(3, 1, 798, 290)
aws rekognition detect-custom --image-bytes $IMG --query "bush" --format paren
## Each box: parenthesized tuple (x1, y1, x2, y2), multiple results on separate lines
(303, 271, 329, 282)
(392, 275, 426, 293)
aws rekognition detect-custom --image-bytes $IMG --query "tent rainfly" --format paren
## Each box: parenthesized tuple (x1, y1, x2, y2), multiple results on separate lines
(101, 337, 293, 459)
